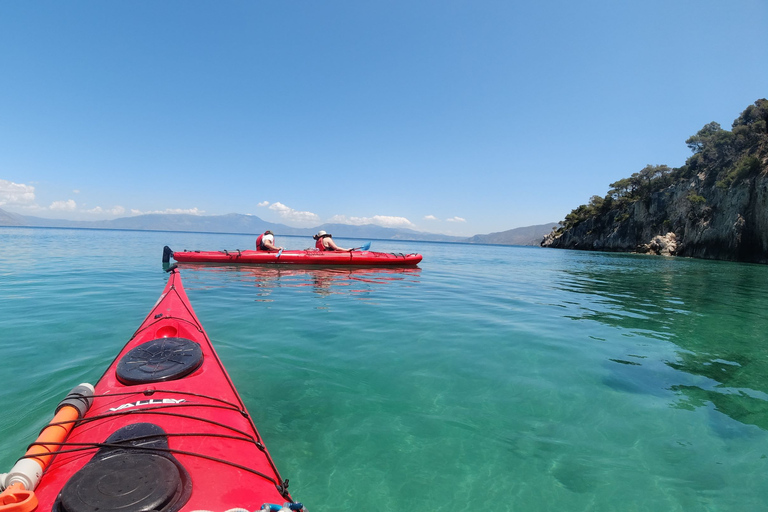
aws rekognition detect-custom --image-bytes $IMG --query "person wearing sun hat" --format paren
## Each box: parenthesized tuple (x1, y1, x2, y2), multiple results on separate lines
(255, 230, 283, 251)
(313, 230, 352, 252)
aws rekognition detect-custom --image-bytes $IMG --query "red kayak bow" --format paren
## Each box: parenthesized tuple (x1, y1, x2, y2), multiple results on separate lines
(0, 268, 303, 512)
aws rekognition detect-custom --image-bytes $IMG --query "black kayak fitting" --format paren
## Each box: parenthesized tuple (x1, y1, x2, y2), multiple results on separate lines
(52, 423, 192, 512)
(116, 337, 204, 386)
(162, 246, 173, 263)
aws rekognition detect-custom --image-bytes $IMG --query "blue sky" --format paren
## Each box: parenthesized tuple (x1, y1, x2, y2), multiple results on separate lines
(1, 1, 766, 237)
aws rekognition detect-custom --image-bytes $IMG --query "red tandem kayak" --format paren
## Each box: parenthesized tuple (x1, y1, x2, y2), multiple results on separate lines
(0, 268, 303, 512)
(164, 245, 423, 266)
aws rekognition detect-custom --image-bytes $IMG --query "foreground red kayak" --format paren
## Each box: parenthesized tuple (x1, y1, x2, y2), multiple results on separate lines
(164, 246, 423, 266)
(0, 268, 303, 512)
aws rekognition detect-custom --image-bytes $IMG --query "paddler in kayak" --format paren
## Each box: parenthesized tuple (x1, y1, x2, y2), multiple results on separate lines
(314, 230, 352, 252)
(256, 230, 283, 251)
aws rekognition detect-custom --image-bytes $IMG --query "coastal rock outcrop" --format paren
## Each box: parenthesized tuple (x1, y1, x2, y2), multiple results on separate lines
(542, 172, 768, 262)
(542, 170, 768, 263)
(637, 232, 677, 256)
(542, 99, 768, 264)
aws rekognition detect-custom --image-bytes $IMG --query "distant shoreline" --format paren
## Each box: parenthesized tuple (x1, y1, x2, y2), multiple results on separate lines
(1, 224, 551, 248)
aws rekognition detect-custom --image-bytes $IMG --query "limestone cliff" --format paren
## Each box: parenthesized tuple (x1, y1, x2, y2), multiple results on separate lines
(542, 99, 768, 264)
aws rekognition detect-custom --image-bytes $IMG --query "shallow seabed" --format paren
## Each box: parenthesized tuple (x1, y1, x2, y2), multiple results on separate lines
(1, 227, 767, 511)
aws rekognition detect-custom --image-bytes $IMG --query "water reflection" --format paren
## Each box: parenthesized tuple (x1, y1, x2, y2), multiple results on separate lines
(550, 252, 768, 431)
(173, 263, 421, 299)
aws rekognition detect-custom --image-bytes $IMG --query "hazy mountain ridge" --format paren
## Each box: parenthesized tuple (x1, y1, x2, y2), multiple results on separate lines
(0, 208, 26, 225)
(0, 208, 551, 246)
(466, 223, 559, 246)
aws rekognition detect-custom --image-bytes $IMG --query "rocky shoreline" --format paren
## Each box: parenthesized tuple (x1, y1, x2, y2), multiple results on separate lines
(542, 171, 768, 263)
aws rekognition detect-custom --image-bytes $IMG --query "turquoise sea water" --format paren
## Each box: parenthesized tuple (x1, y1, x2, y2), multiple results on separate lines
(1, 227, 767, 511)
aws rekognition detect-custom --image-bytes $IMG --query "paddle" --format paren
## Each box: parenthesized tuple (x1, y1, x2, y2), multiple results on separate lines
(276, 248, 283, 259)
(353, 242, 371, 251)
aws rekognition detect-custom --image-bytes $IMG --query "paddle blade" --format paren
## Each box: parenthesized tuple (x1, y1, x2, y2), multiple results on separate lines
(276, 249, 283, 258)
(358, 242, 371, 251)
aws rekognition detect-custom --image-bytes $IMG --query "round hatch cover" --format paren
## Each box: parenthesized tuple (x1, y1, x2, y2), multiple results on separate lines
(116, 337, 203, 385)
(54, 423, 191, 512)
(58, 453, 183, 512)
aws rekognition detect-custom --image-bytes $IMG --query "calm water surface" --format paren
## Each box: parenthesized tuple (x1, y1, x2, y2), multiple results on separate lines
(1, 227, 767, 511)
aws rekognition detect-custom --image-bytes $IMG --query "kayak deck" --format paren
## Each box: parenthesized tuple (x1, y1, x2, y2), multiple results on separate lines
(11, 269, 297, 512)
(166, 246, 423, 266)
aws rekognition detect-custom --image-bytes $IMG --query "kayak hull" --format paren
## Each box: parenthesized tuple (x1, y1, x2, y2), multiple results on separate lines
(26, 269, 294, 512)
(169, 247, 423, 266)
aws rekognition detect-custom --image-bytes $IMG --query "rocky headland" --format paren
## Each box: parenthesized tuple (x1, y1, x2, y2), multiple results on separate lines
(542, 99, 768, 264)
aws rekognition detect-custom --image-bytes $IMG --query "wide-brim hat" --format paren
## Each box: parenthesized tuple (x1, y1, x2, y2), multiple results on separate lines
(313, 230, 331, 239)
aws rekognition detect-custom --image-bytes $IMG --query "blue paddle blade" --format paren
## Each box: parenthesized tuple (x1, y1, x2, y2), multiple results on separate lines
(276, 249, 283, 258)
(357, 242, 371, 251)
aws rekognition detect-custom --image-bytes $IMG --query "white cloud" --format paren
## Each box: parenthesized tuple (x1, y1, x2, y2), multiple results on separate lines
(257, 201, 414, 228)
(73, 189, 80, 194)
(86, 205, 126, 216)
(50, 199, 77, 211)
(266, 201, 320, 223)
(424, 215, 438, 221)
(447, 216, 466, 223)
(0, 179, 36, 206)
(329, 214, 415, 228)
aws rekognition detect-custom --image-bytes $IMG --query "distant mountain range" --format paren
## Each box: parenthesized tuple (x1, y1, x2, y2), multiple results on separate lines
(465, 223, 558, 246)
(0, 207, 556, 246)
